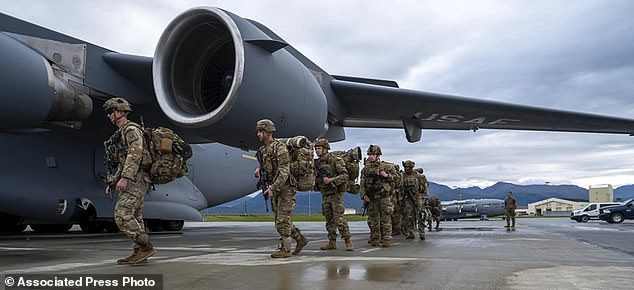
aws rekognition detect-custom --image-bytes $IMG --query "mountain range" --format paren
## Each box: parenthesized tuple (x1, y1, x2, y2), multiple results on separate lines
(201, 182, 634, 215)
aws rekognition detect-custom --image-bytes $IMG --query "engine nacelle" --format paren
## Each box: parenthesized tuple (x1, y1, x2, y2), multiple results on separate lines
(0, 33, 92, 131)
(462, 204, 477, 212)
(153, 7, 327, 149)
(445, 205, 462, 214)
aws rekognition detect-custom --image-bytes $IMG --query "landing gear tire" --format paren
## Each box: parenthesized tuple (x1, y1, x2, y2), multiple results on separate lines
(80, 222, 105, 233)
(145, 220, 165, 232)
(0, 213, 26, 233)
(163, 220, 184, 231)
(104, 222, 119, 233)
(580, 215, 590, 223)
(610, 213, 624, 224)
(30, 224, 73, 233)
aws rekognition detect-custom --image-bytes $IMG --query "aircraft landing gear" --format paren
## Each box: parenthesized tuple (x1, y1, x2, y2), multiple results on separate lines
(29, 224, 73, 233)
(0, 213, 27, 233)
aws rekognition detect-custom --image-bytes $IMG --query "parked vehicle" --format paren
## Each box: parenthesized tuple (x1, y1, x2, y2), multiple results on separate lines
(599, 199, 634, 223)
(570, 202, 620, 222)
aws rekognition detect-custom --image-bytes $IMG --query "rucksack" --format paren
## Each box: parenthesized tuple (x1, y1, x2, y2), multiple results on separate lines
(278, 136, 315, 191)
(331, 146, 362, 194)
(125, 123, 192, 184)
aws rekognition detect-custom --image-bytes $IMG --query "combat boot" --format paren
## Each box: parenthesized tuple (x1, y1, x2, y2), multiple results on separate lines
(271, 248, 291, 258)
(293, 235, 309, 255)
(116, 248, 139, 265)
(370, 239, 380, 247)
(345, 238, 355, 251)
(427, 224, 432, 231)
(273, 237, 293, 258)
(419, 234, 426, 240)
(320, 239, 337, 250)
(129, 247, 156, 264)
(381, 240, 392, 247)
(511, 218, 516, 228)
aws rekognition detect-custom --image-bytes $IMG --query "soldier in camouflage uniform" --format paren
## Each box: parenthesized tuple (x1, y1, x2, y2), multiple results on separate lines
(401, 160, 427, 240)
(314, 139, 354, 251)
(103, 97, 156, 265)
(360, 145, 398, 247)
(504, 191, 517, 228)
(418, 168, 430, 239)
(391, 166, 404, 236)
(427, 195, 442, 231)
(254, 119, 308, 258)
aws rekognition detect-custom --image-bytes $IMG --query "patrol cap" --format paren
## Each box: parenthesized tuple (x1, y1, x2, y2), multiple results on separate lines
(256, 119, 276, 133)
(314, 138, 330, 149)
(367, 144, 382, 155)
(402, 160, 415, 168)
(103, 97, 132, 113)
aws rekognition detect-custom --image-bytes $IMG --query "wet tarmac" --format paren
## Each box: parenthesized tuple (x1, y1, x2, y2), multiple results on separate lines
(1, 218, 633, 289)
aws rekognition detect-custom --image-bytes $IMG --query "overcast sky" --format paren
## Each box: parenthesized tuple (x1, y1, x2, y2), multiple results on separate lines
(2, 0, 634, 188)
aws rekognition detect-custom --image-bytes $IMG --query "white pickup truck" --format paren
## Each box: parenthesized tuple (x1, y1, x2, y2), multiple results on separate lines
(570, 202, 620, 222)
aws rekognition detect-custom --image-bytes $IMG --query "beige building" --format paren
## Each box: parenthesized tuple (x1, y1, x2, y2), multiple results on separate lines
(528, 198, 588, 216)
(589, 184, 613, 203)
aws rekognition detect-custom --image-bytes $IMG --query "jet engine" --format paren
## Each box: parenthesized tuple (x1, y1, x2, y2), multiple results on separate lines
(445, 205, 462, 214)
(461, 204, 477, 212)
(0, 33, 92, 131)
(153, 7, 327, 149)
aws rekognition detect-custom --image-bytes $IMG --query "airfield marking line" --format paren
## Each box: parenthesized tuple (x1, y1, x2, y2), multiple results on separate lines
(0, 247, 41, 251)
(1, 260, 114, 274)
(361, 248, 381, 253)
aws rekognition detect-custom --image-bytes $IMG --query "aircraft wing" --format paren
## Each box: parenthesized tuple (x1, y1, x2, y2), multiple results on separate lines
(331, 78, 634, 142)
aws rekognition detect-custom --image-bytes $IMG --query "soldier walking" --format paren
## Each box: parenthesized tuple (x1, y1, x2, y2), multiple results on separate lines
(314, 139, 354, 251)
(103, 97, 156, 265)
(360, 145, 397, 247)
(391, 166, 404, 236)
(427, 195, 442, 231)
(254, 119, 309, 258)
(401, 161, 427, 240)
(504, 191, 517, 228)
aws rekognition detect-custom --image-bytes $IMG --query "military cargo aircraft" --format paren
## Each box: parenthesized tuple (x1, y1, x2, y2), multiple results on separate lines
(2, 7, 634, 233)
(441, 199, 506, 220)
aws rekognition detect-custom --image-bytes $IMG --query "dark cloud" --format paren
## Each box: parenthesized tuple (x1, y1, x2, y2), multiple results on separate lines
(2, 0, 633, 187)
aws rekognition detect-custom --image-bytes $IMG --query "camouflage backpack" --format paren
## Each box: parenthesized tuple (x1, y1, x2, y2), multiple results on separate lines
(331, 146, 362, 194)
(278, 136, 315, 191)
(126, 124, 193, 184)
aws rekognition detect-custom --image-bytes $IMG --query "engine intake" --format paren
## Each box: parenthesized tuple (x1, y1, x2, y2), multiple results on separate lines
(153, 7, 327, 149)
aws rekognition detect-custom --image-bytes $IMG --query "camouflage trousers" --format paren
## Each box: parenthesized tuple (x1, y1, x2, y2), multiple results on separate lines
(367, 196, 393, 242)
(273, 188, 303, 240)
(114, 179, 152, 250)
(402, 198, 426, 238)
(391, 198, 403, 235)
(429, 207, 441, 228)
(321, 192, 351, 240)
(505, 209, 516, 225)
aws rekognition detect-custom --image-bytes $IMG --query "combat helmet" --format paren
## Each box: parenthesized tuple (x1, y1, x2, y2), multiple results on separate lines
(256, 119, 276, 133)
(367, 144, 382, 155)
(402, 160, 415, 168)
(314, 138, 330, 149)
(103, 97, 132, 113)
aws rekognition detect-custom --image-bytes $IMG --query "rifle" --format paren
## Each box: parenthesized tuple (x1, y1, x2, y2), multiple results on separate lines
(103, 132, 123, 202)
(316, 166, 337, 190)
(255, 151, 272, 212)
(361, 188, 375, 217)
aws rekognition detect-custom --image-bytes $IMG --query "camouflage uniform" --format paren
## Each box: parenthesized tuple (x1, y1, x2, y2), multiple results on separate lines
(427, 195, 442, 230)
(314, 149, 352, 250)
(256, 119, 307, 258)
(103, 97, 155, 265)
(401, 161, 426, 240)
(504, 194, 517, 228)
(360, 145, 398, 246)
(391, 169, 404, 236)
(418, 172, 431, 235)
